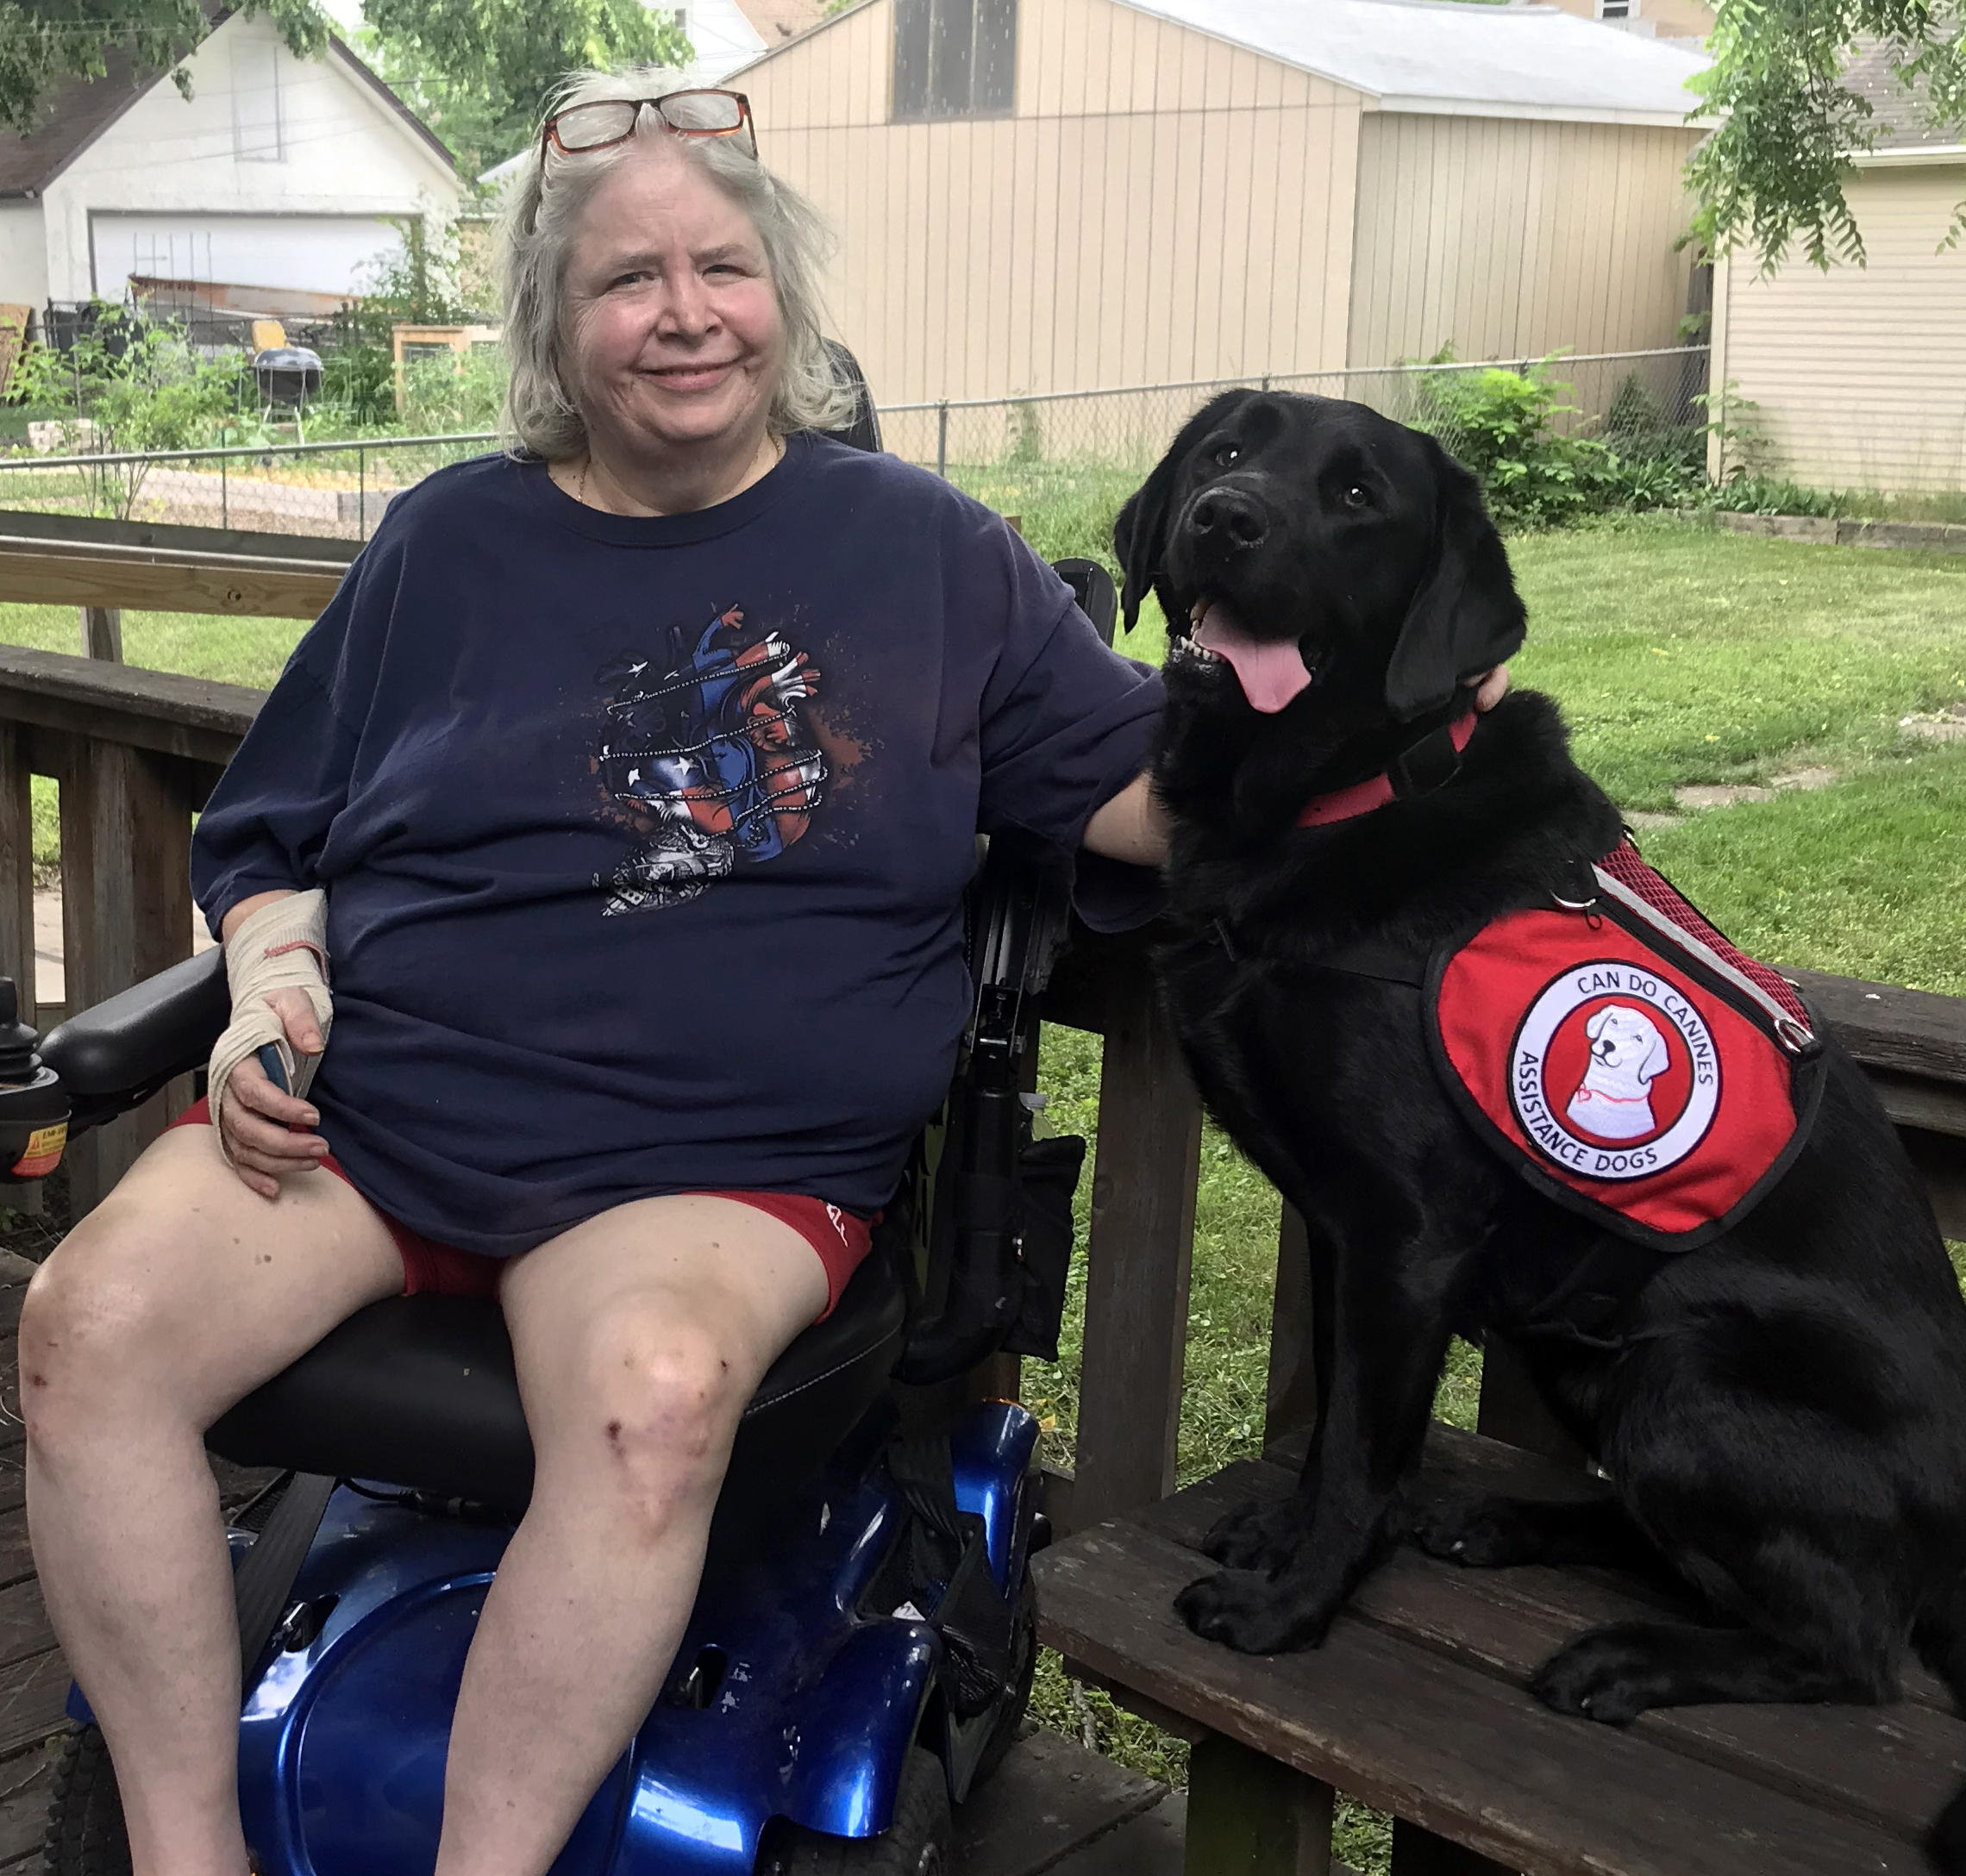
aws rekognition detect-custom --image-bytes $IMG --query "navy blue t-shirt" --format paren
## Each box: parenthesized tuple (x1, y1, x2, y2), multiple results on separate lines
(191, 436, 1161, 1255)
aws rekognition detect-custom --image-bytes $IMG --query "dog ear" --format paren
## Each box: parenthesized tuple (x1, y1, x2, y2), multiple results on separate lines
(1585, 1009, 1611, 1041)
(1383, 439, 1527, 722)
(1114, 391, 1255, 634)
(1640, 1031, 1670, 1082)
(1113, 456, 1175, 636)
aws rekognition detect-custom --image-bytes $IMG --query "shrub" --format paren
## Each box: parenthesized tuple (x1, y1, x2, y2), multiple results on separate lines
(316, 219, 492, 431)
(7, 306, 247, 516)
(1409, 355, 1604, 528)
(1706, 472, 1852, 518)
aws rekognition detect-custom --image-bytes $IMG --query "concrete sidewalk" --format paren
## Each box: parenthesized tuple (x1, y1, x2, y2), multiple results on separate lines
(28, 885, 216, 1010)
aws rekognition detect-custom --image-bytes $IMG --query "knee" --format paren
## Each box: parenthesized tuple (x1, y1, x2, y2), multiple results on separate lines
(574, 1320, 750, 1535)
(19, 1220, 183, 1445)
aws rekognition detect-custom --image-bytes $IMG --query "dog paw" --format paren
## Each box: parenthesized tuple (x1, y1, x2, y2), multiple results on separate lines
(1531, 1633, 1656, 1726)
(1410, 1495, 1538, 1568)
(1201, 1495, 1307, 1572)
(1174, 1568, 1330, 1655)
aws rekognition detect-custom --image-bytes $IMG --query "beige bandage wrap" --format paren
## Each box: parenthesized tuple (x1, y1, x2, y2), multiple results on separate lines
(208, 890, 333, 1166)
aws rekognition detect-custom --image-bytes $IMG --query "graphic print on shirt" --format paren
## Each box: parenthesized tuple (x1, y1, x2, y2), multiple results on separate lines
(592, 604, 828, 914)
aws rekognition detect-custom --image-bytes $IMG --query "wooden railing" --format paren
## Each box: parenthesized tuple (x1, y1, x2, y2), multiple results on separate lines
(0, 522, 1963, 1541)
(0, 647, 261, 1213)
(1, 632, 1961, 1525)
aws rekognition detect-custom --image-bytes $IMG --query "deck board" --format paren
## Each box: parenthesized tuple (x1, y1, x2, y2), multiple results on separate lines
(1039, 1428, 1966, 1876)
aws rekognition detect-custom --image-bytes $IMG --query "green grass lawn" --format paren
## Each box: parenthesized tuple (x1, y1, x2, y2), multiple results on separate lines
(0, 606, 301, 689)
(0, 605, 304, 873)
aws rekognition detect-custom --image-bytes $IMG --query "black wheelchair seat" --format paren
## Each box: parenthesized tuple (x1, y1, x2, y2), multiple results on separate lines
(206, 1245, 906, 1518)
(41, 949, 909, 1517)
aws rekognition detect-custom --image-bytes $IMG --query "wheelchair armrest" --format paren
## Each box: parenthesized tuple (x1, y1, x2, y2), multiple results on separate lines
(41, 949, 228, 1119)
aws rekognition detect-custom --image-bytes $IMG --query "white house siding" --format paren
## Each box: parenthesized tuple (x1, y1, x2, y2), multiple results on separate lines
(1711, 162, 1966, 492)
(677, 0, 770, 84)
(0, 203, 48, 310)
(40, 13, 460, 303)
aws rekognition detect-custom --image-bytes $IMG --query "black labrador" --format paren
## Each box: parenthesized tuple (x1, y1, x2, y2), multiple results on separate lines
(1121, 388, 1966, 1867)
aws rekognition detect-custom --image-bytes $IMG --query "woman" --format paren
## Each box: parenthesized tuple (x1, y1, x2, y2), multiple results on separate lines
(19, 75, 1173, 1876)
(21, 73, 1502, 1876)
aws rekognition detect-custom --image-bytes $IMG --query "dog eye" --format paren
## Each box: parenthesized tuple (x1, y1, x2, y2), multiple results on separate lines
(1341, 484, 1372, 510)
(1211, 443, 1241, 468)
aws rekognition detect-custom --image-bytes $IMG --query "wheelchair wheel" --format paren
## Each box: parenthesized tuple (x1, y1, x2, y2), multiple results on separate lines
(757, 1745, 950, 1875)
(42, 1725, 130, 1876)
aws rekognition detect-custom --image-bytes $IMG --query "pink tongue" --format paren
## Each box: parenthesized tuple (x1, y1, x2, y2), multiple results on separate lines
(1191, 601, 1313, 714)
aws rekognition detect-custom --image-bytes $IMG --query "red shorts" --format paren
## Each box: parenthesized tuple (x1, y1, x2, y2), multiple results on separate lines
(167, 1098, 873, 1319)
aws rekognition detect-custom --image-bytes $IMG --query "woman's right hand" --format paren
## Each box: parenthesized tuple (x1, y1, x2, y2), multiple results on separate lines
(217, 985, 331, 1201)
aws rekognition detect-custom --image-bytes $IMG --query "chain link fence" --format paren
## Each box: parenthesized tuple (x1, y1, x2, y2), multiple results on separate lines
(0, 347, 1708, 542)
(0, 432, 499, 540)
(892, 345, 1708, 485)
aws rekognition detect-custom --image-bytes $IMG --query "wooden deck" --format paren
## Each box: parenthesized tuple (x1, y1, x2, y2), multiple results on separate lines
(0, 1229, 1189, 1874)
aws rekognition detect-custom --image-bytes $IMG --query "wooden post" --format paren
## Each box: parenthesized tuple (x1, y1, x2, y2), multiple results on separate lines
(78, 607, 122, 663)
(1263, 1204, 1318, 1459)
(1184, 1733, 1332, 1876)
(0, 725, 35, 1019)
(1390, 1817, 1517, 1875)
(59, 737, 197, 1215)
(1073, 966, 1202, 1527)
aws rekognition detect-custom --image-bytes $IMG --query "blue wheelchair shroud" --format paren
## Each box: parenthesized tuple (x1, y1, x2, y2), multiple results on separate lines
(70, 1402, 1038, 1875)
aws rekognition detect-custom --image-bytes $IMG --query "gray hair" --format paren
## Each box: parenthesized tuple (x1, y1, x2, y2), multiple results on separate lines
(498, 68, 855, 460)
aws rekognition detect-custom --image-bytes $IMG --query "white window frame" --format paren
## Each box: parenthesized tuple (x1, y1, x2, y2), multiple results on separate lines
(232, 38, 285, 163)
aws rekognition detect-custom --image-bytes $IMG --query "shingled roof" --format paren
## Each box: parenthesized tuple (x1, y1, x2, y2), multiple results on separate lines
(735, 0, 824, 44)
(0, 49, 160, 197)
(1843, 41, 1964, 152)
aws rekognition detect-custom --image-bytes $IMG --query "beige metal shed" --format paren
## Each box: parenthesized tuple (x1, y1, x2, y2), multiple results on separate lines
(1708, 51, 1966, 494)
(731, 0, 1708, 404)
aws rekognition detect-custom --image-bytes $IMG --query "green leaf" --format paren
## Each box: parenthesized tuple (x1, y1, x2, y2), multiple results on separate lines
(1688, 0, 1966, 267)
(0, 0, 329, 135)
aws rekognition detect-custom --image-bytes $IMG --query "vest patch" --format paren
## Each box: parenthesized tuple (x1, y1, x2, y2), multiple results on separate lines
(1427, 848, 1825, 1250)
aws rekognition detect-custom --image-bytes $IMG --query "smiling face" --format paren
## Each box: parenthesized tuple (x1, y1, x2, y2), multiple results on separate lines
(559, 139, 786, 465)
(1586, 1006, 1670, 1083)
(1152, 393, 1444, 713)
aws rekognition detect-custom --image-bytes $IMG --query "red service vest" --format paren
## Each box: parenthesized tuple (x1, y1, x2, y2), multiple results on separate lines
(1426, 843, 1825, 1251)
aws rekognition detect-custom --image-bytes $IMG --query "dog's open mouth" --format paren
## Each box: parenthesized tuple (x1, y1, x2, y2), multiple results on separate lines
(1174, 597, 1316, 715)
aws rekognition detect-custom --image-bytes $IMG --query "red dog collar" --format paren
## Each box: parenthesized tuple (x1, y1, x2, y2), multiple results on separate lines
(1296, 713, 1478, 829)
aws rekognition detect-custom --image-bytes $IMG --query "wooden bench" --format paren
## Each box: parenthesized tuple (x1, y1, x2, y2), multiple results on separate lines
(1031, 938, 1966, 1874)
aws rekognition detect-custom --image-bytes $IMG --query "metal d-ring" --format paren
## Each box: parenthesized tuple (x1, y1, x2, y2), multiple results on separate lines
(1773, 1012, 1816, 1054)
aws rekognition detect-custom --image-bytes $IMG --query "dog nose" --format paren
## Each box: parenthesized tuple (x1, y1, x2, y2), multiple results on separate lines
(1191, 488, 1268, 550)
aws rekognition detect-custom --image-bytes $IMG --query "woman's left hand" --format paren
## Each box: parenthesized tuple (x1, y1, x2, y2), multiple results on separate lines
(1472, 664, 1510, 713)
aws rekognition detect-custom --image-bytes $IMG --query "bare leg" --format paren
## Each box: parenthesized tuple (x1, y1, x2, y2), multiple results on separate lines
(433, 1193, 829, 1876)
(22, 1127, 404, 1876)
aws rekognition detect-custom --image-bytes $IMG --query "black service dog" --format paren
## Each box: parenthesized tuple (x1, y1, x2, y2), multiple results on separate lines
(1121, 388, 1966, 1867)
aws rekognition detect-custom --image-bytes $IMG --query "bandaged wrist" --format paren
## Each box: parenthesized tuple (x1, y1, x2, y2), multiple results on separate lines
(208, 890, 333, 1165)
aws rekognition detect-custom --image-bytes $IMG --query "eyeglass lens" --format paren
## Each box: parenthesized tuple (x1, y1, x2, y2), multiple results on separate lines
(553, 94, 748, 152)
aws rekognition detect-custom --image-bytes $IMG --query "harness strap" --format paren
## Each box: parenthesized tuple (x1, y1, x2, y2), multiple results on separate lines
(1308, 938, 1430, 986)
(233, 1470, 336, 1695)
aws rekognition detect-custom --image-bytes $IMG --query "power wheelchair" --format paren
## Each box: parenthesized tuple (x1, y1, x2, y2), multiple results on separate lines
(0, 402, 1121, 1873)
